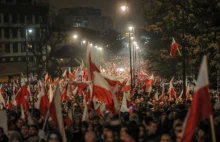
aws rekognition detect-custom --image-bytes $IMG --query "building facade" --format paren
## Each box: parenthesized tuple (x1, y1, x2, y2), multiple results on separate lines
(0, 0, 48, 76)
(57, 7, 113, 32)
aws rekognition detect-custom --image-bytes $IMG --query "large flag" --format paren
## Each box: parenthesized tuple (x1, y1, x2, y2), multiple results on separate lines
(15, 85, 30, 113)
(181, 56, 212, 142)
(93, 72, 113, 105)
(50, 85, 67, 142)
(170, 38, 179, 58)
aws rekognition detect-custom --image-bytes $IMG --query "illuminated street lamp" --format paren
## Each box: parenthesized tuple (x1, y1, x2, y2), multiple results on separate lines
(121, 5, 128, 12)
(80, 40, 87, 59)
(129, 26, 134, 31)
(73, 34, 78, 39)
(28, 29, 33, 33)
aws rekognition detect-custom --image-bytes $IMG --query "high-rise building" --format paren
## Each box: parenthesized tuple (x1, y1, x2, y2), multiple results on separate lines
(0, 0, 48, 77)
(56, 7, 113, 32)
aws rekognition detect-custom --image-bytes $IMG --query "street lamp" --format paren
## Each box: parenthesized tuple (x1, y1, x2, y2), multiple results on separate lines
(81, 40, 86, 60)
(121, 5, 128, 12)
(28, 29, 33, 33)
(26, 28, 33, 79)
(73, 34, 78, 39)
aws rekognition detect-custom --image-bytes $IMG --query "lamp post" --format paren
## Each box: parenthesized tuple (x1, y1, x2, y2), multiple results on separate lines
(25, 28, 33, 80)
(128, 26, 134, 87)
(81, 40, 86, 60)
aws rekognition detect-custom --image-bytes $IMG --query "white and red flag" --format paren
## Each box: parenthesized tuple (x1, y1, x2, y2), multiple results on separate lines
(170, 38, 181, 58)
(181, 56, 212, 142)
(144, 74, 154, 93)
(50, 85, 67, 142)
(168, 77, 176, 101)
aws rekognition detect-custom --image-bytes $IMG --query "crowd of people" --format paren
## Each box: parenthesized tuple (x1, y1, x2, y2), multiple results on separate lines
(0, 83, 219, 142)
(0, 56, 219, 142)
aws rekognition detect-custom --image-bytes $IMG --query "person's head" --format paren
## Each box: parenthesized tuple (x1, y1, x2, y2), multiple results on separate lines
(88, 123, 94, 132)
(173, 118, 183, 130)
(16, 118, 23, 129)
(74, 116, 81, 125)
(9, 131, 22, 142)
(81, 121, 88, 133)
(103, 125, 110, 138)
(47, 131, 62, 142)
(93, 116, 100, 124)
(160, 133, 172, 142)
(106, 130, 113, 142)
(146, 119, 158, 135)
(174, 124, 182, 136)
(174, 124, 183, 142)
(139, 124, 146, 138)
(85, 131, 95, 142)
(21, 124, 29, 136)
(125, 121, 139, 142)
(28, 125, 38, 136)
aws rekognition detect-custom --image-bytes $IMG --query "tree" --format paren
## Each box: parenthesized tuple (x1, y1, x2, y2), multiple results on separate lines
(142, 0, 220, 89)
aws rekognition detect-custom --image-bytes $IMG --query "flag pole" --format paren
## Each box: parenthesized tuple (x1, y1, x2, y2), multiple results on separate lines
(177, 48, 182, 56)
(209, 115, 216, 142)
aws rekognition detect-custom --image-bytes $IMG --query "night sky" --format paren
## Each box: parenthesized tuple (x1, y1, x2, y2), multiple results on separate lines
(52, 0, 144, 30)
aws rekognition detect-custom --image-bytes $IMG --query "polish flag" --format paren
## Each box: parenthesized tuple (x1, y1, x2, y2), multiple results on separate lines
(168, 77, 176, 101)
(144, 74, 154, 93)
(0, 85, 5, 106)
(93, 72, 113, 105)
(170, 38, 180, 58)
(145, 74, 154, 86)
(120, 92, 129, 112)
(82, 93, 89, 121)
(35, 81, 45, 109)
(123, 79, 131, 92)
(15, 85, 30, 114)
(87, 51, 100, 81)
(50, 85, 67, 142)
(39, 90, 48, 118)
(154, 91, 159, 101)
(159, 84, 165, 102)
(181, 56, 212, 142)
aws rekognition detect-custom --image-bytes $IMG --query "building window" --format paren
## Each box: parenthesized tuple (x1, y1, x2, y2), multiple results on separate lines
(16, 14, 20, 23)
(12, 28, 17, 38)
(21, 43, 26, 52)
(10, 57, 14, 61)
(4, 28, 9, 38)
(20, 14, 25, 23)
(4, 13, 9, 23)
(0, 44, 4, 53)
(13, 43, 18, 53)
(2, 58, 5, 62)
(18, 57, 22, 61)
(5, 44, 10, 53)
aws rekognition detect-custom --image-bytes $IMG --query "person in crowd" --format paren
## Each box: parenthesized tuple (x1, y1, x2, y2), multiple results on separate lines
(27, 125, 39, 142)
(47, 131, 62, 142)
(9, 131, 22, 142)
(138, 124, 147, 142)
(15, 119, 23, 133)
(20, 124, 29, 142)
(160, 133, 172, 142)
(84, 132, 96, 142)
(0, 127, 8, 142)
(145, 117, 158, 141)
